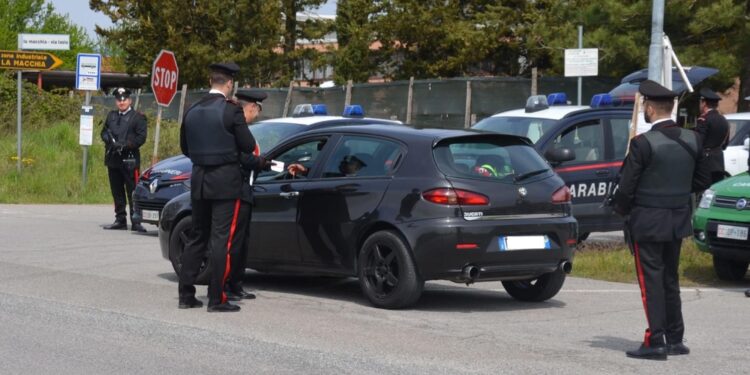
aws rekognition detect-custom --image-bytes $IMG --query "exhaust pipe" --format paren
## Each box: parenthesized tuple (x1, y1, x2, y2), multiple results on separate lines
(559, 261, 572, 274)
(462, 265, 479, 283)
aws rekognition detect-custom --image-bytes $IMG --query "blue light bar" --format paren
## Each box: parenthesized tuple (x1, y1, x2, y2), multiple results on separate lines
(312, 104, 328, 115)
(292, 104, 314, 117)
(590, 93, 613, 108)
(343, 104, 364, 117)
(525, 95, 549, 113)
(547, 92, 568, 105)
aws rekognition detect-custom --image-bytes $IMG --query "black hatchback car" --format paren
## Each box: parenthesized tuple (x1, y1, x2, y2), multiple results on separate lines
(158, 125, 577, 309)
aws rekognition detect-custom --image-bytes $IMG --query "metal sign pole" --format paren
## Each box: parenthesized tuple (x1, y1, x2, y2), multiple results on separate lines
(16, 70, 22, 172)
(152, 106, 163, 165)
(577, 25, 583, 106)
(82, 91, 91, 186)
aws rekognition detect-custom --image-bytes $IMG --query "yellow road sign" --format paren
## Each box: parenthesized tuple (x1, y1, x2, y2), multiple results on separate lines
(0, 50, 63, 70)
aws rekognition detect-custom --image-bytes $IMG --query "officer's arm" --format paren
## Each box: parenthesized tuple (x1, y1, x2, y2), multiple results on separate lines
(692, 137, 713, 192)
(694, 117, 708, 138)
(613, 137, 649, 213)
(100, 113, 112, 144)
(179, 122, 189, 157)
(228, 106, 265, 171)
(129, 113, 148, 149)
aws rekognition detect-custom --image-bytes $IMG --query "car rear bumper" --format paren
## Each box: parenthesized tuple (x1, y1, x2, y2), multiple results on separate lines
(404, 216, 577, 282)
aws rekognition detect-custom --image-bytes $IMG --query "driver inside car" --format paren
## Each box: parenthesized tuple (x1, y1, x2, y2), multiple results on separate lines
(288, 154, 367, 177)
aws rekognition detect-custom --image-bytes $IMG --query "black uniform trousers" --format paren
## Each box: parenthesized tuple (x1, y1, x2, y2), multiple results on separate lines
(107, 164, 138, 223)
(227, 203, 252, 291)
(633, 240, 685, 347)
(179, 198, 242, 306)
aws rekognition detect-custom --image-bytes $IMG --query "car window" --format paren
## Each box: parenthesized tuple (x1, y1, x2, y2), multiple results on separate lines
(610, 118, 632, 159)
(728, 119, 750, 146)
(547, 121, 604, 163)
(321, 136, 403, 178)
(256, 138, 328, 181)
(249, 122, 306, 154)
(473, 116, 558, 143)
(434, 138, 550, 183)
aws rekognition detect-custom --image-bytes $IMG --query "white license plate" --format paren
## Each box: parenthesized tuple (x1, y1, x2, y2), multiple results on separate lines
(717, 224, 748, 240)
(142, 209, 159, 222)
(499, 235, 550, 251)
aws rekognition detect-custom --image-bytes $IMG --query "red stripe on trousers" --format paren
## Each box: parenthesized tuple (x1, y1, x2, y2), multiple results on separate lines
(220, 199, 241, 304)
(134, 168, 140, 182)
(633, 242, 652, 346)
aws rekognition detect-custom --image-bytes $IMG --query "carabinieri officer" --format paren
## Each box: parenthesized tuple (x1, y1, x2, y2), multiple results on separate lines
(178, 62, 258, 312)
(695, 87, 730, 183)
(613, 80, 711, 360)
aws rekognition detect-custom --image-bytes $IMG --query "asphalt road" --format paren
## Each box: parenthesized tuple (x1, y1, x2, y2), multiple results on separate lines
(1, 204, 747, 374)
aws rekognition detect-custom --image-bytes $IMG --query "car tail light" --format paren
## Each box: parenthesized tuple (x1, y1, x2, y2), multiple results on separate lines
(422, 188, 489, 206)
(170, 172, 191, 181)
(140, 167, 152, 181)
(551, 186, 571, 204)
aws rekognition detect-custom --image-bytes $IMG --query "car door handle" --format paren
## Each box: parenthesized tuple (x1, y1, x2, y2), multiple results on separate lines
(595, 169, 610, 176)
(279, 191, 299, 199)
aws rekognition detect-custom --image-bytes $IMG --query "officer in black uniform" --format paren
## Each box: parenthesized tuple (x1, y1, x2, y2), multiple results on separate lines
(225, 89, 269, 301)
(613, 80, 711, 360)
(101, 87, 148, 233)
(695, 88, 730, 183)
(178, 63, 263, 312)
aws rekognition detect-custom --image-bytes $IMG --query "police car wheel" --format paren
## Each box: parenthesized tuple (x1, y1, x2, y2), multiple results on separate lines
(712, 256, 748, 281)
(358, 230, 423, 309)
(169, 215, 210, 285)
(501, 268, 566, 302)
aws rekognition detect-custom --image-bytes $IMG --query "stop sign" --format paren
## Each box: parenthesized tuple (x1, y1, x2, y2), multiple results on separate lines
(151, 50, 179, 107)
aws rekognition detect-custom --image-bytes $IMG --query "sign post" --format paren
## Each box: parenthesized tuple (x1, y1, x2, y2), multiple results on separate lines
(150, 49, 179, 165)
(1, 49, 64, 172)
(76, 53, 101, 186)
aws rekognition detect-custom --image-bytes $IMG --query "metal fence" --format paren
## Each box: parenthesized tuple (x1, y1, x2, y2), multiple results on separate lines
(91, 76, 618, 129)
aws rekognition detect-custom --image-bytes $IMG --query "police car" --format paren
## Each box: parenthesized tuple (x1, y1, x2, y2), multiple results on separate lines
(722, 112, 750, 176)
(132, 104, 402, 227)
(473, 93, 632, 240)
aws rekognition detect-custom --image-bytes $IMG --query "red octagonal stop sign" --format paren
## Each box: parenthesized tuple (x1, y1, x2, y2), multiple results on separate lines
(151, 50, 179, 107)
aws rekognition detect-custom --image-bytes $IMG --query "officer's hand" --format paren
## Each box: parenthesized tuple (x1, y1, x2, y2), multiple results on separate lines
(113, 142, 125, 153)
(258, 156, 273, 171)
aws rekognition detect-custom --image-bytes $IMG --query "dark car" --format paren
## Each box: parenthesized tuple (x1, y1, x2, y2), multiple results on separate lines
(158, 125, 577, 309)
(133, 112, 402, 226)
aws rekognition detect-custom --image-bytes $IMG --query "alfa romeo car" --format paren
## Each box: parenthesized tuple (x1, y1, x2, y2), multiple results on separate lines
(133, 105, 401, 227)
(693, 172, 750, 281)
(159, 125, 578, 309)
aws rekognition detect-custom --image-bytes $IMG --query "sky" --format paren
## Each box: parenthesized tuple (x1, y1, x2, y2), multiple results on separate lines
(47, 0, 338, 39)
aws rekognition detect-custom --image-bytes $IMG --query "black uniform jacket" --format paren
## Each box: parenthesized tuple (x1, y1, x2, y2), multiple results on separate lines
(614, 120, 712, 242)
(695, 109, 729, 172)
(100, 109, 147, 167)
(180, 93, 257, 200)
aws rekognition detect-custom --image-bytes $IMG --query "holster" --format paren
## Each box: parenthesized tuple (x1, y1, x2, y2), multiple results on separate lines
(122, 151, 136, 171)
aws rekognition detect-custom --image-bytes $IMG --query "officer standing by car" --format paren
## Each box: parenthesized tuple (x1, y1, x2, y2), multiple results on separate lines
(101, 87, 148, 233)
(695, 88, 730, 183)
(224, 89, 269, 301)
(178, 63, 259, 312)
(613, 80, 711, 360)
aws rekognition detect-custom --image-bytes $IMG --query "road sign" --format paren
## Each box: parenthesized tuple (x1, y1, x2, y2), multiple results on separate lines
(0, 50, 63, 70)
(76, 53, 102, 91)
(564, 48, 598, 77)
(151, 50, 179, 107)
(18, 34, 70, 50)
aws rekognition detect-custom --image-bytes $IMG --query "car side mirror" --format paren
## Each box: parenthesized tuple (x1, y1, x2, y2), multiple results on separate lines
(545, 148, 576, 165)
(743, 137, 749, 150)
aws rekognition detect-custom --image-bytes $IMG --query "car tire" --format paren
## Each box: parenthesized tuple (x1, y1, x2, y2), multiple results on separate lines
(502, 268, 566, 302)
(358, 230, 423, 309)
(169, 215, 210, 285)
(712, 256, 748, 281)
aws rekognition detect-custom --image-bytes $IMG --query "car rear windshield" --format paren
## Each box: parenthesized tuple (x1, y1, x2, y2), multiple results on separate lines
(728, 119, 750, 146)
(249, 122, 306, 153)
(433, 138, 551, 183)
(472, 116, 557, 143)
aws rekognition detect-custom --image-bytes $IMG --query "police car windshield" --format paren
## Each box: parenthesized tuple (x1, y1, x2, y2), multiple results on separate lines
(728, 119, 750, 146)
(248, 122, 306, 153)
(472, 116, 557, 144)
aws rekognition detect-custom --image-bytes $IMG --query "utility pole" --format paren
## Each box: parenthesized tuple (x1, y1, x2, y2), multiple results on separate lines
(647, 0, 665, 83)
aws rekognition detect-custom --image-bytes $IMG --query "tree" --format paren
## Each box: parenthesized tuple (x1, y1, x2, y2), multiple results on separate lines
(333, 0, 382, 84)
(0, 0, 96, 70)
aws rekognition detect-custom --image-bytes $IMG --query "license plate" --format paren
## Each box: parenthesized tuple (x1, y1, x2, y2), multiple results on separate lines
(142, 209, 159, 222)
(717, 224, 748, 240)
(499, 235, 551, 251)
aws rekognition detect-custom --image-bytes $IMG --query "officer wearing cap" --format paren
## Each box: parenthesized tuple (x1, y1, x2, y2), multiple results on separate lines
(224, 89, 269, 301)
(101, 87, 148, 232)
(613, 80, 711, 360)
(178, 63, 267, 312)
(695, 88, 730, 183)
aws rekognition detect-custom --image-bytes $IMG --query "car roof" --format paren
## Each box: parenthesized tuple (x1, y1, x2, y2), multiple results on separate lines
(301, 124, 530, 145)
(258, 116, 401, 126)
(724, 112, 750, 120)
(489, 105, 591, 120)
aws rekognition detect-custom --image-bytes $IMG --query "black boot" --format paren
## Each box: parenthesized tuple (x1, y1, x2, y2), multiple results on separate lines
(103, 220, 127, 230)
(178, 296, 203, 309)
(207, 302, 241, 312)
(131, 223, 147, 233)
(626, 344, 667, 360)
(667, 342, 690, 355)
